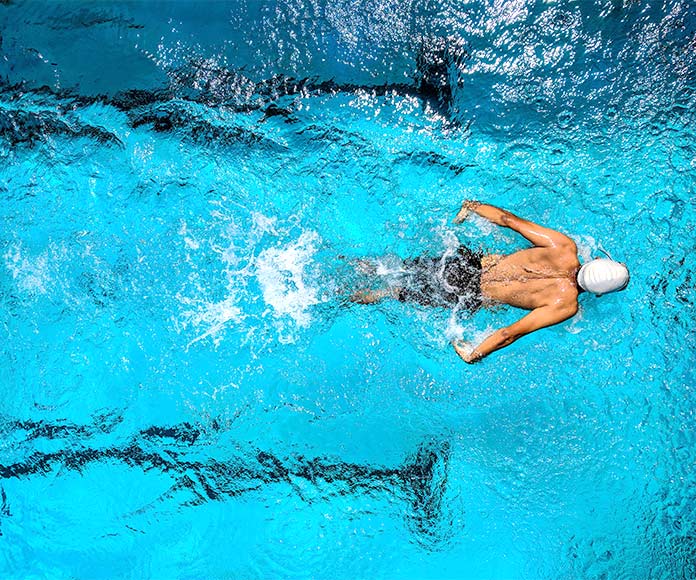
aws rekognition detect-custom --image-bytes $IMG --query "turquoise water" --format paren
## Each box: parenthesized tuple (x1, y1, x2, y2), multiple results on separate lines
(1, 1, 695, 578)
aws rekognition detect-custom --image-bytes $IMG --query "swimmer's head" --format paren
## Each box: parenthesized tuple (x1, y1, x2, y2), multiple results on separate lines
(577, 258, 630, 295)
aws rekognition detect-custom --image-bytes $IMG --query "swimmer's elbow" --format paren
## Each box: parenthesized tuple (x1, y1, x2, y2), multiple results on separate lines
(499, 327, 521, 346)
(560, 303, 578, 320)
(499, 211, 514, 227)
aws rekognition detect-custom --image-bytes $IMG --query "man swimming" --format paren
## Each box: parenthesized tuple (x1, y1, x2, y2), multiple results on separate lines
(351, 200, 629, 363)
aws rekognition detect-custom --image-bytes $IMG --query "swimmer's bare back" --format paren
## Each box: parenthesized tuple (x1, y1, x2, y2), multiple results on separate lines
(452, 201, 580, 363)
(350, 201, 581, 363)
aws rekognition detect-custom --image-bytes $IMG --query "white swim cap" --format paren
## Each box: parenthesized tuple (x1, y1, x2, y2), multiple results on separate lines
(577, 258, 629, 295)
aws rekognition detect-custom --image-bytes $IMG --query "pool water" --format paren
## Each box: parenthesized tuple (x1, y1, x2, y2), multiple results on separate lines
(1, 1, 695, 578)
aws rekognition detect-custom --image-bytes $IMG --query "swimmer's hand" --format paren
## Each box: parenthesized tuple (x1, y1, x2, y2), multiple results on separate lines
(452, 339, 482, 364)
(453, 200, 481, 224)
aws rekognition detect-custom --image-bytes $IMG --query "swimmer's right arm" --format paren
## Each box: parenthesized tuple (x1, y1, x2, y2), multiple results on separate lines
(453, 301, 578, 363)
(454, 201, 575, 249)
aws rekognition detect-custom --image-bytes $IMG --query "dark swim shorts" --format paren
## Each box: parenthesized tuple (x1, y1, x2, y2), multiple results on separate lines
(398, 246, 483, 311)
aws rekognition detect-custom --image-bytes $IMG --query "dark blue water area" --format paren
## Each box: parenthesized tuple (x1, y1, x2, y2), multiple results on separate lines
(1, 1, 696, 579)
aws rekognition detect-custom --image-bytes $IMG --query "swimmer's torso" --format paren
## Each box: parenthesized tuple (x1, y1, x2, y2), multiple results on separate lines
(480, 246, 580, 310)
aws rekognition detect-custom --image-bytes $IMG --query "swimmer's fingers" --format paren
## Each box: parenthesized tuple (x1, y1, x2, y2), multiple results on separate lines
(452, 339, 479, 364)
(452, 339, 470, 358)
(453, 200, 480, 224)
(452, 207, 470, 224)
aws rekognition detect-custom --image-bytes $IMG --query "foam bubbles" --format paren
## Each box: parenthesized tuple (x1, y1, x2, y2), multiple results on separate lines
(255, 230, 322, 331)
(176, 215, 326, 349)
(179, 294, 244, 349)
(372, 255, 405, 277)
(444, 313, 467, 343)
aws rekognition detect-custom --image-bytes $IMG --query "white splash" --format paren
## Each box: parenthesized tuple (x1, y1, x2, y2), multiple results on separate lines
(255, 230, 322, 328)
(446, 311, 495, 347)
(373, 255, 406, 276)
(445, 314, 467, 343)
(572, 234, 598, 263)
(439, 228, 462, 254)
(178, 220, 201, 251)
(250, 211, 278, 236)
(176, 210, 325, 348)
(176, 214, 249, 349)
(179, 294, 244, 349)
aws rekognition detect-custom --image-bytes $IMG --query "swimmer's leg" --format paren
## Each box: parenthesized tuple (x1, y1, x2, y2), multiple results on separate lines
(350, 286, 402, 304)
(354, 259, 377, 276)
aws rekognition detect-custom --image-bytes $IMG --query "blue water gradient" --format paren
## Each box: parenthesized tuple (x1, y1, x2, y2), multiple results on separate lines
(1, 1, 695, 578)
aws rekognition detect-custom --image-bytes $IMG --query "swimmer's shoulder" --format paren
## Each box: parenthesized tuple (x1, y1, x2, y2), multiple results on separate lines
(554, 279, 580, 312)
(545, 228, 577, 251)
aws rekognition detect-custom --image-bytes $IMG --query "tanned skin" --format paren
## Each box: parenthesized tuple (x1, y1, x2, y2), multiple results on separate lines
(352, 201, 581, 363)
(451, 201, 580, 363)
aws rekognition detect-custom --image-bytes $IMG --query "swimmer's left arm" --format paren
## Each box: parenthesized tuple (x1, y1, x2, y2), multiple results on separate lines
(453, 201, 575, 249)
(453, 303, 578, 363)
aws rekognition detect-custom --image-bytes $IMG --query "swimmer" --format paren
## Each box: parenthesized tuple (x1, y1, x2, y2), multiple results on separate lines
(351, 200, 629, 363)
